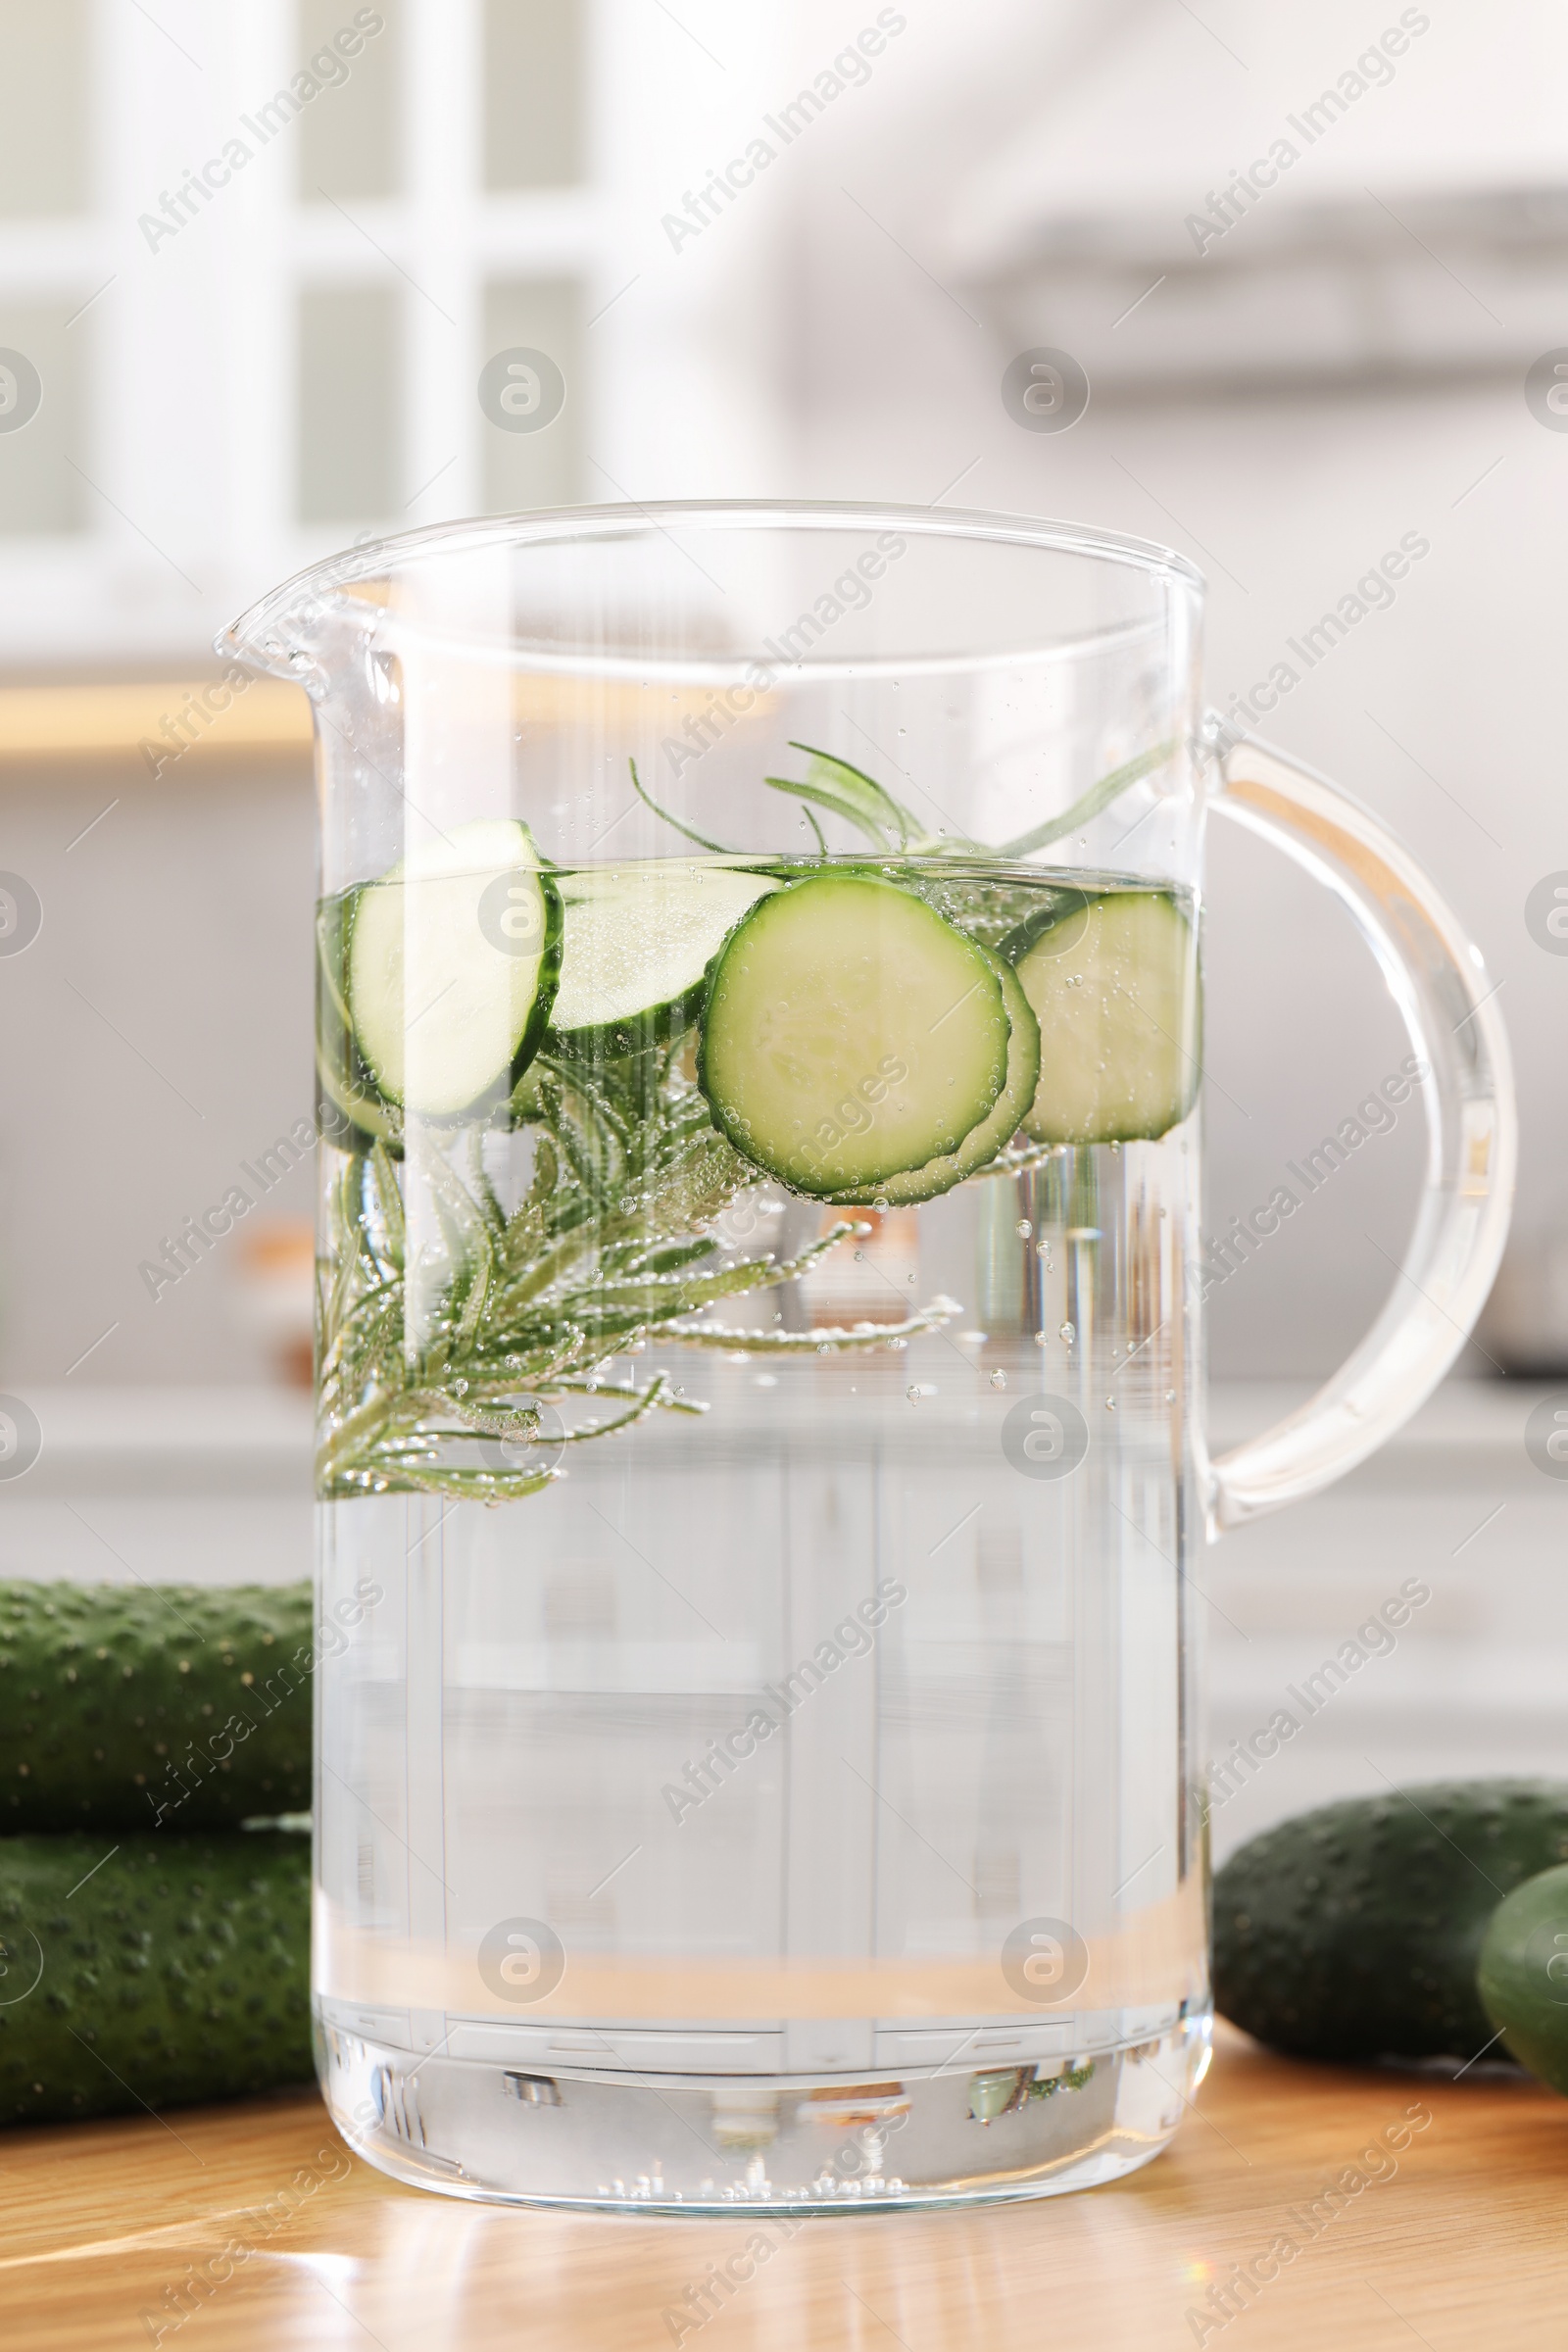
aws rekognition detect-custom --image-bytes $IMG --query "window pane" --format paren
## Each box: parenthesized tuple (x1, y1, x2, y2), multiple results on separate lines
(481, 280, 583, 514)
(297, 285, 400, 523)
(483, 0, 584, 190)
(0, 0, 88, 218)
(0, 305, 85, 534)
(298, 0, 399, 201)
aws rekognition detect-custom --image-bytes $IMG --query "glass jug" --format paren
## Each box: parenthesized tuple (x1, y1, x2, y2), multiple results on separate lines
(223, 503, 1513, 2212)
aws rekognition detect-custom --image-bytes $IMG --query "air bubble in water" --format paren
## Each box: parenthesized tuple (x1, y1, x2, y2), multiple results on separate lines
(989, 1369, 1007, 1390)
(1033, 1330, 1049, 1348)
(906, 1386, 921, 1404)
(1059, 1320, 1076, 1344)
(1015, 1219, 1032, 1239)
(1104, 1397, 1116, 1411)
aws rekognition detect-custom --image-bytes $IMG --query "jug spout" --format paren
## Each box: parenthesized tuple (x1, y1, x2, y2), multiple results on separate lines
(218, 532, 394, 695)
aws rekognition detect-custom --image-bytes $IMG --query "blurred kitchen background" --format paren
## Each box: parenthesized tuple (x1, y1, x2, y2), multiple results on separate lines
(1, 0, 1566, 1855)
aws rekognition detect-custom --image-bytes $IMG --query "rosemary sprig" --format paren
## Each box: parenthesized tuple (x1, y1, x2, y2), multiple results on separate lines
(672, 1298, 960, 1350)
(314, 1037, 942, 1500)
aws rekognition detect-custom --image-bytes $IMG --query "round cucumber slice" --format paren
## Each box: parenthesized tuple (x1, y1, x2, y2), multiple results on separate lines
(828, 952, 1041, 1205)
(1010, 889, 1199, 1146)
(551, 862, 777, 1052)
(346, 819, 560, 1118)
(697, 871, 1011, 1196)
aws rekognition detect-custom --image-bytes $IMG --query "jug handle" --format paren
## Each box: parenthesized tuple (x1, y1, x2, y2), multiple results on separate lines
(1203, 724, 1516, 1535)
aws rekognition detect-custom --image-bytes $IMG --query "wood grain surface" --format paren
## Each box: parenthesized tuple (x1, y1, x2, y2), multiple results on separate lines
(3, 2025, 1563, 2351)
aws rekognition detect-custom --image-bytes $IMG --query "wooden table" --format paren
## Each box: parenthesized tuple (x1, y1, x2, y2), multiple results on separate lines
(5, 2026, 1564, 2349)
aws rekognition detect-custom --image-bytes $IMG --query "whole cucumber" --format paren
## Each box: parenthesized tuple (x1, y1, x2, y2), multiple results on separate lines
(0, 1832, 311, 2124)
(1214, 1780, 1568, 2062)
(0, 1581, 349, 1832)
(1477, 1863, 1568, 2095)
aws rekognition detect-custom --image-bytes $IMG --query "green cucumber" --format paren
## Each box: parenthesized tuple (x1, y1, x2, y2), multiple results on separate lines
(316, 891, 402, 1155)
(550, 861, 776, 1053)
(697, 870, 1011, 1196)
(1477, 1864, 1568, 2095)
(1215, 1781, 1568, 2062)
(1008, 889, 1199, 1146)
(346, 818, 561, 1118)
(829, 951, 1041, 1205)
(0, 1582, 316, 1832)
(0, 1832, 310, 2124)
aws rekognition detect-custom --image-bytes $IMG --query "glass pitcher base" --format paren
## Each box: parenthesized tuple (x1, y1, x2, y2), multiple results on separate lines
(315, 2007, 1211, 2213)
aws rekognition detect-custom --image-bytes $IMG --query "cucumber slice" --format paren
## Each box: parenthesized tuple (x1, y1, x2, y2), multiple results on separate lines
(316, 890, 402, 1154)
(698, 871, 1011, 1196)
(1010, 889, 1199, 1146)
(551, 862, 777, 1052)
(317, 1022, 402, 1155)
(828, 951, 1041, 1205)
(346, 819, 560, 1118)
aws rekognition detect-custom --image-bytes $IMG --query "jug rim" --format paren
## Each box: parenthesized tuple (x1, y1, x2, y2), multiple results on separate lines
(217, 498, 1205, 683)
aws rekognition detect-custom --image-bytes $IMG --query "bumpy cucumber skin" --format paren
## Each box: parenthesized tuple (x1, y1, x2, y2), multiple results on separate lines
(1215, 1781, 1568, 2062)
(0, 1833, 310, 2124)
(0, 1583, 314, 1834)
(1477, 1862, 1568, 2094)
